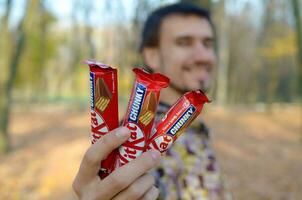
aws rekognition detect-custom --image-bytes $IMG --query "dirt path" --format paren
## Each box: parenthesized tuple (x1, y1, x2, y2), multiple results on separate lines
(0, 105, 301, 199)
(206, 106, 302, 200)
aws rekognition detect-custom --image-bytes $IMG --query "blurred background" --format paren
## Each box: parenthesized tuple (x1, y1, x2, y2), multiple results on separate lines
(0, 0, 301, 199)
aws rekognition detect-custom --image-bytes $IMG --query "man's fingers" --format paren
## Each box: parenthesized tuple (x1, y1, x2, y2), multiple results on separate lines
(76, 127, 130, 183)
(112, 173, 155, 200)
(100, 150, 161, 198)
(140, 186, 159, 200)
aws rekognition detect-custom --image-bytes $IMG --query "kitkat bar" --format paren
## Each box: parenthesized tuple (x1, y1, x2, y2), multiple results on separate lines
(116, 68, 169, 166)
(86, 60, 118, 177)
(146, 90, 210, 154)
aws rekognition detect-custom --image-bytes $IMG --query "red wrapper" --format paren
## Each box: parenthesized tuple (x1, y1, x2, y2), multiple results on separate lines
(146, 90, 210, 153)
(86, 60, 119, 177)
(116, 68, 169, 166)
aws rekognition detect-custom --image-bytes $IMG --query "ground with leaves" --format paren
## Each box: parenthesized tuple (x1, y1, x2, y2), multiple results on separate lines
(0, 104, 301, 200)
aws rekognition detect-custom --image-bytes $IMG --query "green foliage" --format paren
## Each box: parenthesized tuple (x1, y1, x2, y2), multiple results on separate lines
(15, 0, 58, 94)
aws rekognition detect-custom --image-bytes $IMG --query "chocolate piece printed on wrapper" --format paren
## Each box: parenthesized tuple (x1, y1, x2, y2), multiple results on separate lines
(94, 78, 113, 112)
(139, 91, 157, 126)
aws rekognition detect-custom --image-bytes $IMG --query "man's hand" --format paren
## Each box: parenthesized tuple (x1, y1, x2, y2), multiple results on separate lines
(72, 127, 161, 200)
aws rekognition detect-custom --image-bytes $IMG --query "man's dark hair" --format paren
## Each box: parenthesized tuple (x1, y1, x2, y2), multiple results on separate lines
(139, 2, 213, 52)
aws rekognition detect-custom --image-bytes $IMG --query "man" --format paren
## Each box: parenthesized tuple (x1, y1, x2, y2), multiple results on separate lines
(73, 2, 229, 200)
(140, 3, 228, 200)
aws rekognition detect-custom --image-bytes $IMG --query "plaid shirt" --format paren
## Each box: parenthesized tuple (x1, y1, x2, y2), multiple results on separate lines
(152, 102, 229, 200)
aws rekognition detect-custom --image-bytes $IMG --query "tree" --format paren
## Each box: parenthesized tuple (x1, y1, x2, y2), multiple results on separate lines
(0, 0, 12, 92)
(0, 0, 29, 154)
(291, 0, 302, 96)
(83, 0, 96, 59)
(13, 0, 57, 100)
(213, 0, 229, 105)
(181, 0, 212, 10)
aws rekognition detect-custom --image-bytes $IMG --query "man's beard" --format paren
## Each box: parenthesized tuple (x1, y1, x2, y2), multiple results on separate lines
(169, 80, 209, 95)
(198, 79, 210, 93)
(159, 55, 210, 94)
(181, 64, 210, 93)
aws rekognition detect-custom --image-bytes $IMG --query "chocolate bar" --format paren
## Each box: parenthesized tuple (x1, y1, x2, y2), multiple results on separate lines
(116, 68, 169, 166)
(146, 90, 210, 154)
(86, 60, 119, 178)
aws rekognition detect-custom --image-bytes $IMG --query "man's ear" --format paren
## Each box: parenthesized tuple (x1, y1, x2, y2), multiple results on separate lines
(142, 47, 160, 71)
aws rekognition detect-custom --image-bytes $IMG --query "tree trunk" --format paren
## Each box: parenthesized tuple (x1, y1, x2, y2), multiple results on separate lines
(215, 0, 229, 105)
(291, 0, 302, 96)
(84, 0, 96, 59)
(65, 0, 82, 96)
(0, 0, 29, 154)
(0, 0, 13, 154)
(181, 0, 212, 10)
(0, 0, 12, 89)
(37, 0, 47, 100)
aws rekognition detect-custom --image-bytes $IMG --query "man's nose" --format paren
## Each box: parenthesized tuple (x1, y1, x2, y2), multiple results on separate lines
(192, 42, 215, 63)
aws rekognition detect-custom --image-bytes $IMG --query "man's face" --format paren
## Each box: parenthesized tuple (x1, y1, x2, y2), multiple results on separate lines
(156, 14, 216, 92)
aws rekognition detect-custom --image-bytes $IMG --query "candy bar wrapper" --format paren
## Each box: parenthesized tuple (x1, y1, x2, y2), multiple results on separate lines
(86, 60, 118, 177)
(116, 68, 169, 166)
(146, 90, 210, 153)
